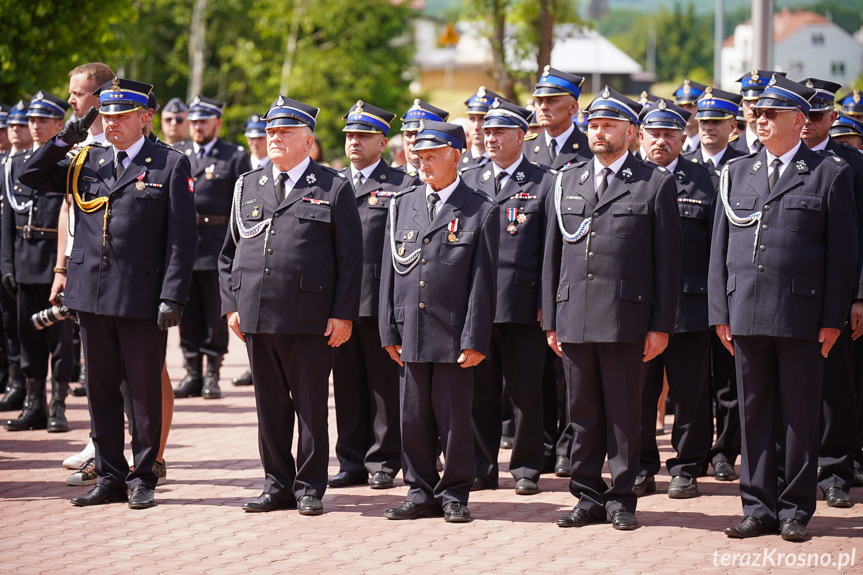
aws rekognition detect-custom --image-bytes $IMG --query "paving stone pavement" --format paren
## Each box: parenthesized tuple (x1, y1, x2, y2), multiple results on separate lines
(1, 329, 861, 574)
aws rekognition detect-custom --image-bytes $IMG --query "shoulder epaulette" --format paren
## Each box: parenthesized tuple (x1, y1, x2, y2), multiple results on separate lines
(321, 165, 346, 178)
(459, 163, 483, 173)
(240, 166, 265, 179)
(558, 160, 587, 173)
(392, 185, 418, 198)
(524, 133, 539, 141)
(728, 134, 740, 143)
(472, 188, 495, 203)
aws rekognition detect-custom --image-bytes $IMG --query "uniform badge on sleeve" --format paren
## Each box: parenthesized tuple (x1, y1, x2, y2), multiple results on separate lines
(188, 178, 195, 193)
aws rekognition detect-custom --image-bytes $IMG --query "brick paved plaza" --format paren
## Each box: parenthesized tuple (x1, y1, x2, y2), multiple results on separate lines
(1, 330, 860, 574)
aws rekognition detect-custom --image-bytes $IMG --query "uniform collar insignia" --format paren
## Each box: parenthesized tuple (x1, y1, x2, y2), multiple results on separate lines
(752, 160, 762, 172)
(185, 149, 192, 156)
(306, 173, 316, 185)
(380, 174, 386, 180)
(795, 159, 807, 171)
(515, 171, 525, 182)
(259, 175, 268, 186)
(621, 167, 632, 179)
(832, 155, 843, 162)
(211, 147, 219, 156)
(145, 157, 151, 163)
(579, 171, 589, 183)
(482, 170, 491, 181)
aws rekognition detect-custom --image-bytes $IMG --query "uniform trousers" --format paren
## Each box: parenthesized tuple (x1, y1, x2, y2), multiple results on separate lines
(638, 331, 712, 478)
(818, 324, 857, 492)
(332, 316, 401, 476)
(179, 269, 228, 359)
(709, 332, 740, 467)
(541, 349, 570, 465)
(246, 333, 331, 502)
(562, 341, 646, 518)
(401, 361, 474, 507)
(0, 277, 20, 364)
(78, 312, 165, 490)
(18, 283, 74, 381)
(472, 322, 546, 482)
(734, 335, 823, 526)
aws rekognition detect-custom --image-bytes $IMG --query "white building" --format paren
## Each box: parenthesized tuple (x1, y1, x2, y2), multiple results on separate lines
(721, 8, 863, 92)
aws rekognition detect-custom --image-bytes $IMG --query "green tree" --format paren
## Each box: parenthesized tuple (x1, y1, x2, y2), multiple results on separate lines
(0, 0, 135, 101)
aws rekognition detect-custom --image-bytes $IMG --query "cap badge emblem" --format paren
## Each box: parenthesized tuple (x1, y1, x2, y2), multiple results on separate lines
(276, 95, 284, 106)
(251, 115, 259, 122)
(768, 74, 777, 86)
(477, 86, 486, 98)
(854, 89, 861, 103)
(15, 102, 24, 110)
(805, 80, 814, 89)
(543, 65, 550, 74)
(657, 99, 667, 110)
(411, 99, 421, 109)
(492, 99, 500, 108)
(751, 69, 759, 81)
(192, 95, 201, 105)
(418, 119, 425, 133)
(356, 100, 364, 113)
(601, 87, 610, 99)
(111, 77, 121, 92)
(35, 91, 44, 100)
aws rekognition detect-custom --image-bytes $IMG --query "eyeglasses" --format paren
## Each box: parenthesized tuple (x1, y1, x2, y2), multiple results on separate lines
(163, 117, 184, 124)
(807, 111, 828, 122)
(753, 108, 795, 121)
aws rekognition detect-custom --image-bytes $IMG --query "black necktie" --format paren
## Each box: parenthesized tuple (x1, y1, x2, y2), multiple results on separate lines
(494, 171, 507, 195)
(768, 159, 782, 192)
(353, 172, 363, 190)
(706, 157, 716, 169)
(427, 192, 440, 223)
(275, 172, 288, 204)
(596, 167, 612, 201)
(549, 139, 558, 161)
(116, 151, 128, 180)
(754, 140, 764, 153)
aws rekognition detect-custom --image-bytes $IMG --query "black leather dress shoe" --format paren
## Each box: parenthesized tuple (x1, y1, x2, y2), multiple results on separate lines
(128, 485, 156, 509)
(632, 475, 656, 497)
(384, 501, 442, 520)
(724, 516, 775, 538)
(780, 518, 810, 542)
(554, 456, 570, 477)
(611, 509, 638, 530)
(854, 468, 863, 487)
(242, 493, 296, 512)
(500, 435, 513, 449)
(713, 461, 739, 481)
(327, 470, 368, 488)
(667, 476, 698, 499)
(824, 486, 853, 508)
(298, 495, 323, 516)
(443, 502, 472, 523)
(557, 507, 603, 528)
(369, 471, 394, 489)
(514, 478, 539, 495)
(71, 484, 128, 507)
(232, 369, 253, 386)
(470, 476, 499, 491)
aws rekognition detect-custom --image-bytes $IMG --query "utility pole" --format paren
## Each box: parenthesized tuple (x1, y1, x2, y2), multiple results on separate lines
(751, 0, 773, 70)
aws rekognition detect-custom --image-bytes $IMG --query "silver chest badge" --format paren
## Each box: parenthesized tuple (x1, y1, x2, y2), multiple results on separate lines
(306, 173, 316, 185)
(482, 170, 492, 181)
(259, 175, 268, 186)
(515, 171, 525, 182)
(752, 160, 762, 172)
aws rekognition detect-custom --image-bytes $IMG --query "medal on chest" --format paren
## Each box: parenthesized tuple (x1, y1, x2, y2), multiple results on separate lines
(506, 207, 519, 235)
(204, 164, 215, 180)
(447, 219, 459, 243)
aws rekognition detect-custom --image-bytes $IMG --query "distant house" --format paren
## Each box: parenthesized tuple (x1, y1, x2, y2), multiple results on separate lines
(413, 19, 652, 95)
(720, 8, 863, 91)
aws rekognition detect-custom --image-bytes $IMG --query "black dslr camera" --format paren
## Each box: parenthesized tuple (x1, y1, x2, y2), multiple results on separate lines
(31, 292, 74, 330)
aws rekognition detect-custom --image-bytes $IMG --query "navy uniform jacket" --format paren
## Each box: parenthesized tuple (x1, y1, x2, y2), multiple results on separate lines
(379, 180, 499, 362)
(683, 144, 746, 176)
(2, 149, 66, 284)
(542, 152, 682, 343)
(523, 128, 592, 169)
(340, 161, 420, 318)
(708, 145, 857, 338)
(219, 161, 363, 335)
(459, 149, 489, 169)
(663, 158, 718, 332)
(824, 139, 863, 300)
(461, 157, 555, 324)
(173, 140, 251, 270)
(18, 137, 198, 319)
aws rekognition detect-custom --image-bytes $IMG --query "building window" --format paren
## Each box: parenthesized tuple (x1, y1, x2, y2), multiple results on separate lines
(812, 33, 825, 46)
(832, 61, 846, 76)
